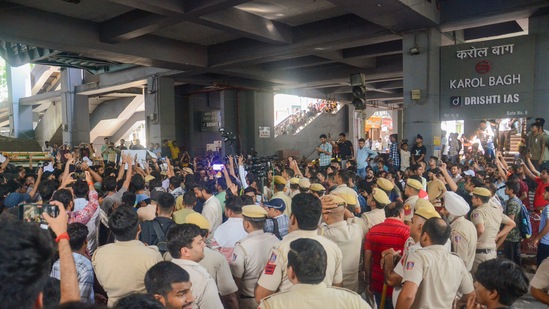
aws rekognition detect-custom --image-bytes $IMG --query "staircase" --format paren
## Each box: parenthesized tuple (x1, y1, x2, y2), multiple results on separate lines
(502, 134, 522, 166)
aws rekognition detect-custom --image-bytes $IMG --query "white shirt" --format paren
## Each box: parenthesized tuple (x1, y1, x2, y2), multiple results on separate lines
(213, 217, 248, 248)
(202, 195, 222, 235)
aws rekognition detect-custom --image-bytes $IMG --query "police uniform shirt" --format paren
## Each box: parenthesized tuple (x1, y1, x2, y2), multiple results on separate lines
(403, 195, 419, 222)
(199, 247, 238, 296)
(450, 216, 478, 271)
(271, 191, 293, 217)
(230, 230, 280, 297)
(530, 257, 549, 301)
(257, 230, 343, 293)
(258, 283, 371, 309)
(471, 203, 512, 250)
(357, 208, 386, 235)
(92, 240, 163, 307)
(400, 245, 474, 309)
(319, 220, 363, 292)
(171, 258, 224, 309)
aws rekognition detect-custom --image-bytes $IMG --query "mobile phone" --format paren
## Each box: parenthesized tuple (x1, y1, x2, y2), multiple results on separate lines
(12, 203, 59, 225)
(212, 164, 224, 171)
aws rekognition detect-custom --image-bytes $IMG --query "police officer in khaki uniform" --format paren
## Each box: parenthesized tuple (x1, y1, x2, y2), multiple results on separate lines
(396, 218, 475, 309)
(319, 195, 364, 292)
(288, 177, 300, 199)
(310, 183, 326, 198)
(255, 193, 343, 303)
(230, 205, 279, 309)
(355, 189, 389, 235)
(470, 187, 516, 273)
(403, 179, 422, 225)
(270, 176, 292, 216)
(441, 191, 477, 271)
(258, 238, 370, 309)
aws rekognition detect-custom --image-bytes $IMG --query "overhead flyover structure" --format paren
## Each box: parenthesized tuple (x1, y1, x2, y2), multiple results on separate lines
(0, 0, 547, 149)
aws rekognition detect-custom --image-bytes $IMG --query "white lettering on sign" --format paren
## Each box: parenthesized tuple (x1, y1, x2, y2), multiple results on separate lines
(449, 74, 520, 89)
(462, 94, 519, 105)
(456, 44, 514, 59)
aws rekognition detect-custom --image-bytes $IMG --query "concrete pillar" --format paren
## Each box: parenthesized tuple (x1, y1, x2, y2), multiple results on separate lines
(145, 76, 175, 144)
(402, 28, 441, 156)
(7, 64, 33, 138)
(530, 14, 549, 121)
(61, 68, 90, 146)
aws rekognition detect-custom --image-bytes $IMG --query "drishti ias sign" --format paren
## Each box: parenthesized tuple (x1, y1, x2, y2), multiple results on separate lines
(440, 35, 535, 121)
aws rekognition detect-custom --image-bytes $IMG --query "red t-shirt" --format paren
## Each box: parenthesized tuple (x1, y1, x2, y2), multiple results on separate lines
(364, 218, 410, 296)
(519, 180, 531, 210)
(534, 177, 549, 209)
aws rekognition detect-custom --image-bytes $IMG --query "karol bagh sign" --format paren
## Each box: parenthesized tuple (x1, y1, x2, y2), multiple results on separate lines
(440, 35, 535, 121)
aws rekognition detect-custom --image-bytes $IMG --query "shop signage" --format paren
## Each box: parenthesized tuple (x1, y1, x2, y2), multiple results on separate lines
(200, 111, 222, 132)
(440, 35, 535, 120)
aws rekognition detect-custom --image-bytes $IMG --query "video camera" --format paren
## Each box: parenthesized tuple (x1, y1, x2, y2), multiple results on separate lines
(246, 155, 279, 178)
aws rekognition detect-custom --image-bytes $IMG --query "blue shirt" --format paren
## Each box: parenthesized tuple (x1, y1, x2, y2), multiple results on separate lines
(264, 214, 289, 239)
(540, 205, 549, 245)
(4, 192, 31, 208)
(356, 146, 378, 169)
(318, 142, 333, 167)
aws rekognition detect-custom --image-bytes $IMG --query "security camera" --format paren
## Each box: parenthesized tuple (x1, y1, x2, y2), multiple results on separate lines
(409, 47, 420, 55)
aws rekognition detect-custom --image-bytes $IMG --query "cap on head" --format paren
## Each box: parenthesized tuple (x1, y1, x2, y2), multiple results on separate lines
(371, 189, 390, 205)
(264, 198, 286, 212)
(472, 187, 491, 197)
(327, 194, 346, 205)
(185, 213, 210, 230)
(376, 177, 394, 191)
(298, 178, 311, 189)
(443, 191, 469, 216)
(145, 175, 155, 182)
(337, 193, 356, 206)
(290, 177, 300, 185)
(274, 176, 287, 185)
(414, 199, 441, 220)
(406, 179, 423, 191)
(242, 205, 268, 219)
(310, 183, 326, 192)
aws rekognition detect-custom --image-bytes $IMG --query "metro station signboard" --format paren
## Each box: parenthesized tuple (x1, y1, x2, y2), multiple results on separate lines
(440, 35, 535, 121)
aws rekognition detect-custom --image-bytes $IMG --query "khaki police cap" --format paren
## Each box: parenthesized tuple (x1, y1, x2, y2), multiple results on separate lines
(299, 178, 311, 189)
(274, 176, 287, 185)
(185, 213, 210, 230)
(414, 199, 441, 220)
(242, 205, 268, 218)
(372, 189, 390, 205)
(472, 187, 492, 197)
(327, 194, 346, 205)
(310, 183, 326, 192)
(377, 177, 394, 191)
(290, 177, 300, 185)
(406, 179, 423, 191)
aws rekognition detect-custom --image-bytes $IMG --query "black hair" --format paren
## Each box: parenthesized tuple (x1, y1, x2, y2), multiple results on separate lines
(337, 170, 350, 183)
(103, 176, 117, 192)
(130, 175, 145, 191)
(217, 177, 228, 190)
(505, 180, 520, 195)
(0, 221, 55, 309)
(108, 206, 139, 241)
(56, 302, 106, 309)
(385, 201, 404, 218)
(291, 193, 322, 230)
(38, 179, 59, 202)
(241, 195, 255, 206)
(145, 261, 190, 298)
(274, 183, 285, 192)
(225, 195, 243, 214)
(67, 222, 89, 251)
(169, 176, 180, 189)
(121, 191, 136, 208)
(149, 178, 162, 190)
(358, 138, 365, 143)
(51, 189, 73, 209)
(157, 192, 175, 213)
(285, 168, 295, 178)
(43, 277, 61, 309)
(113, 293, 164, 309)
(167, 224, 202, 259)
(195, 180, 215, 195)
(288, 239, 326, 284)
(422, 217, 451, 245)
(73, 179, 89, 199)
(319, 134, 327, 139)
(183, 191, 196, 206)
(475, 259, 529, 306)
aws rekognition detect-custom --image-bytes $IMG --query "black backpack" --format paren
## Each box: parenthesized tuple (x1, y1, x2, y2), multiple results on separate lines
(151, 219, 173, 254)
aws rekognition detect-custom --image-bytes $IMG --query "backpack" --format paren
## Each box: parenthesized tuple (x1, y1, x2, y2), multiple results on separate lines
(515, 198, 532, 239)
(151, 219, 172, 254)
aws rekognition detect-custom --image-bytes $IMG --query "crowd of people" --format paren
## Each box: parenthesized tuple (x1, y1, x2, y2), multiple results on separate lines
(275, 100, 339, 136)
(0, 117, 549, 309)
